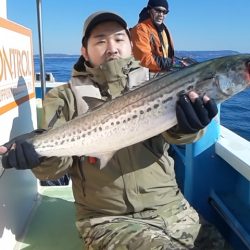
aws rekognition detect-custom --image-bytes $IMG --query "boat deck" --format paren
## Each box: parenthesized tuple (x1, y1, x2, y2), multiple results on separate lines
(15, 185, 82, 250)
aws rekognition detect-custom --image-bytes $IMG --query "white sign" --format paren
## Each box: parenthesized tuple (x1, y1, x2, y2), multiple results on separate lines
(0, 17, 34, 115)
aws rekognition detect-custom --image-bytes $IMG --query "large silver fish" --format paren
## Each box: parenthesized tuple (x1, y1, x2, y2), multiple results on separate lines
(1, 54, 250, 171)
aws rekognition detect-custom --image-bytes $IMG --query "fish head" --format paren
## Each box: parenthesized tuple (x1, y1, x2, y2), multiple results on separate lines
(218, 54, 250, 88)
(209, 54, 250, 99)
(193, 54, 250, 103)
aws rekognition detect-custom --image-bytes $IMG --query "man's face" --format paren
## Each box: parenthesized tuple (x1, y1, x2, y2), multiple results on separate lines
(149, 6, 168, 26)
(82, 21, 132, 67)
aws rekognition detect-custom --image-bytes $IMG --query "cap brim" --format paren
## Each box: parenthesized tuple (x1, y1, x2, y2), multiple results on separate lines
(83, 12, 127, 43)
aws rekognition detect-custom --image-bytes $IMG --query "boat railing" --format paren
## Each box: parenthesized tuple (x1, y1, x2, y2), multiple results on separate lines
(35, 72, 55, 83)
(171, 120, 250, 250)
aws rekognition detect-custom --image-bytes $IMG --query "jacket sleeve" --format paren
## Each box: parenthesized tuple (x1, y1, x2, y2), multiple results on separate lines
(162, 127, 206, 145)
(32, 84, 76, 181)
(131, 24, 162, 72)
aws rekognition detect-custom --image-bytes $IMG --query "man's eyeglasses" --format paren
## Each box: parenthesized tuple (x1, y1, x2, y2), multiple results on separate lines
(153, 7, 169, 15)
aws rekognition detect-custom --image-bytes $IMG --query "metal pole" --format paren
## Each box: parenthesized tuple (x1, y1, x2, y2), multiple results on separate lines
(36, 0, 46, 100)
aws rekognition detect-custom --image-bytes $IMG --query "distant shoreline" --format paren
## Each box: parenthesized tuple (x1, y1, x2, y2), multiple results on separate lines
(34, 50, 240, 58)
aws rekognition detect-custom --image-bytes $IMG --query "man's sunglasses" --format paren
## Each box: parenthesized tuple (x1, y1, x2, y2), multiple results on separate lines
(153, 7, 169, 15)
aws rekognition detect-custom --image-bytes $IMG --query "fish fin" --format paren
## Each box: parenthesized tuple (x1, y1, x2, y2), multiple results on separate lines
(82, 97, 105, 110)
(97, 152, 116, 169)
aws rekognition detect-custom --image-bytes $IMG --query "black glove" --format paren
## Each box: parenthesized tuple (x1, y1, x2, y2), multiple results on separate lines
(173, 56, 198, 68)
(2, 140, 40, 169)
(176, 93, 218, 134)
(154, 55, 173, 71)
(1, 129, 45, 170)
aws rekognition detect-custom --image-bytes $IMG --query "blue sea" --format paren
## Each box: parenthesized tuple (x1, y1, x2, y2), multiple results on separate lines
(34, 54, 250, 142)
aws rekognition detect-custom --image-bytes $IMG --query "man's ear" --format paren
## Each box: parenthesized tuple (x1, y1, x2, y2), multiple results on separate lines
(81, 47, 89, 61)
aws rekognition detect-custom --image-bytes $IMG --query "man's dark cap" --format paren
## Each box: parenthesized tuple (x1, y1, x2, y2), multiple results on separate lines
(82, 11, 128, 45)
(147, 0, 168, 10)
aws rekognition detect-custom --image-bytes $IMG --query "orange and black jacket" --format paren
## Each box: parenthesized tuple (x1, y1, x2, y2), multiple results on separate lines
(131, 17, 174, 73)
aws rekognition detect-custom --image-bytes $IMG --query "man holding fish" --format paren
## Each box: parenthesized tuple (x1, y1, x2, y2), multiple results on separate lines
(1, 10, 242, 249)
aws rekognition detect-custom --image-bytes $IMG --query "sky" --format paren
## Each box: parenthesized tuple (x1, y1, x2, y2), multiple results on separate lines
(6, 0, 250, 55)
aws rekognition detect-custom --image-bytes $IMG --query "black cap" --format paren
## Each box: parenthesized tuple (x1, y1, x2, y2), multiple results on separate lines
(82, 11, 128, 45)
(147, 0, 168, 10)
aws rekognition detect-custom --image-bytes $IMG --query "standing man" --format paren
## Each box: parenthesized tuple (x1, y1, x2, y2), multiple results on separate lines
(131, 0, 174, 75)
(0, 11, 230, 250)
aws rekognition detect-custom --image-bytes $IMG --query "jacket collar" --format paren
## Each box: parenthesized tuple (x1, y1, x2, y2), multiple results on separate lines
(72, 57, 141, 98)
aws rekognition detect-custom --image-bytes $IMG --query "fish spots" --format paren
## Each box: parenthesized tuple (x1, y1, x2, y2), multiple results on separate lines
(162, 97, 173, 104)
(154, 104, 159, 109)
(140, 110, 144, 114)
(147, 107, 152, 112)
(187, 85, 194, 91)
(132, 115, 137, 119)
